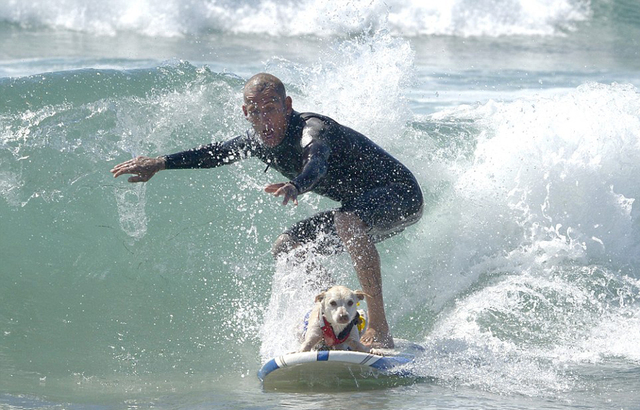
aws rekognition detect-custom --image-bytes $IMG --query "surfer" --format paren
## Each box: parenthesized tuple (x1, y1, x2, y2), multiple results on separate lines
(110, 73, 423, 348)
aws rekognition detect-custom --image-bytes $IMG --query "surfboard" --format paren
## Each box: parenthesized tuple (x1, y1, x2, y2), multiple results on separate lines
(258, 339, 424, 391)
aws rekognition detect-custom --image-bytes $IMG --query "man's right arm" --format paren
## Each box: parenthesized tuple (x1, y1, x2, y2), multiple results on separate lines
(111, 134, 252, 182)
(163, 141, 231, 169)
(110, 155, 167, 183)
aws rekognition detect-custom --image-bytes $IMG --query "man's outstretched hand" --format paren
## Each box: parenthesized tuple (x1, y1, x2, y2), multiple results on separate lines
(265, 182, 299, 206)
(110, 156, 166, 183)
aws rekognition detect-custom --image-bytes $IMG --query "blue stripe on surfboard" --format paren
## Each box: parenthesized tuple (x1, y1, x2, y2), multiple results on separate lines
(368, 355, 415, 377)
(369, 355, 412, 370)
(317, 351, 330, 361)
(257, 358, 280, 381)
(258, 350, 416, 382)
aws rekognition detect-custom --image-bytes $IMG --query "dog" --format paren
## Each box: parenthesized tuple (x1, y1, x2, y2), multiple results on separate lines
(298, 285, 371, 353)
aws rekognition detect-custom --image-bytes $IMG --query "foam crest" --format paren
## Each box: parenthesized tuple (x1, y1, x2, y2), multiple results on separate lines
(395, 83, 640, 394)
(0, 0, 592, 38)
(408, 83, 640, 310)
(418, 265, 640, 394)
(417, 274, 578, 395)
(267, 29, 414, 145)
(466, 83, 640, 267)
(258, 245, 349, 360)
(0, 0, 189, 37)
(389, 0, 591, 37)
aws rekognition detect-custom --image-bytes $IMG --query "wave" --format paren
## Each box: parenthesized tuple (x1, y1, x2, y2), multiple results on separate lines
(256, 78, 640, 396)
(0, 61, 242, 113)
(2, 33, 640, 399)
(0, 0, 599, 38)
(400, 82, 640, 394)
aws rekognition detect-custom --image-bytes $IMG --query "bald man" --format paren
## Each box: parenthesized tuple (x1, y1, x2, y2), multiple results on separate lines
(111, 73, 423, 348)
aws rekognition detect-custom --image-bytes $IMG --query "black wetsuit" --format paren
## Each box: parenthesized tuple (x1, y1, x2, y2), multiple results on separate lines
(164, 111, 423, 253)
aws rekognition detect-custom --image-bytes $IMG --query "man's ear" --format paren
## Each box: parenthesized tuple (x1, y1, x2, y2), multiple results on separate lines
(315, 291, 326, 303)
(242, 104, 248, 118)
(285, 96, 293, 114)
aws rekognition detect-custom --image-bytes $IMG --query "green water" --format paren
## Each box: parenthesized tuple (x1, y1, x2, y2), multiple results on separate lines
(3, 0, 640, 408)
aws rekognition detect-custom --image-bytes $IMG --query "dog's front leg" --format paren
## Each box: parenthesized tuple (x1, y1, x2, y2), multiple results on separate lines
(298, 330, 323, 352)
(347, 339, 371, 353)
(346, 327, 371, 353)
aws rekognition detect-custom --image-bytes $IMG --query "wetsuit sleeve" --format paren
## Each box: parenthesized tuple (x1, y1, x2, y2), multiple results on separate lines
(163, 134, 251, 169)
(290, 119, 330, 194)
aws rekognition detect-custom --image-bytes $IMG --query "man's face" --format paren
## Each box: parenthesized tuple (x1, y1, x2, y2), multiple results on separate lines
(242, 87, 292, 148)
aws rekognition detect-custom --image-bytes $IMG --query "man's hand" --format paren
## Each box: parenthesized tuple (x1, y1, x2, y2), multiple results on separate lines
(110, 156, 166, 183)
(265, 182, 299, 206)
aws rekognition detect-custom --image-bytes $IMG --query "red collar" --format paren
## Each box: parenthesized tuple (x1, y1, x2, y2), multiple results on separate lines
(320, 312, 360, 346)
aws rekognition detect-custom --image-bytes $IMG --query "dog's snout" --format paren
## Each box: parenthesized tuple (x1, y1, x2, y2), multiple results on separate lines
(338, 313, 350, 323)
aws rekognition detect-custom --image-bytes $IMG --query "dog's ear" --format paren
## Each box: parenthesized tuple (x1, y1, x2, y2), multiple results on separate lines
(315, 291, 326, 303)
(354, 290, 369, 301)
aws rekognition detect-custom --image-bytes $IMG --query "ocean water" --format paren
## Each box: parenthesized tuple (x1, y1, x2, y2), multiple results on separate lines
(2, 0, 640, 408)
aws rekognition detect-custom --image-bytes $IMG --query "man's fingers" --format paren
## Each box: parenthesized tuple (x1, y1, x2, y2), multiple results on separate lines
(111, 156, 164, 180)
(127, 174, 149, 183)
(113, 166, 144, 180)
(265, 183, 298, 206)
(284, 197, 298, 206)
(264, 183, 286, 193)
(112, 168, 129, 178)
(277, 186, 298, 206)
(110, 163, 127, 176)
(111, 160, 138, 178)
(274, 186, 287, 200)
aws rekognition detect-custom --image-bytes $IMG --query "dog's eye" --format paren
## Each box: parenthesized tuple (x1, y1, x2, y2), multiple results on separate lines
(330, 301, 337, 307)
(347, 300, 354, 306)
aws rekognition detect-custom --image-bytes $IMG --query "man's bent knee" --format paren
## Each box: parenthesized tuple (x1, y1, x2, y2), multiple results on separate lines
(334, 211, 369, 242)
(272, 233, 299, 259)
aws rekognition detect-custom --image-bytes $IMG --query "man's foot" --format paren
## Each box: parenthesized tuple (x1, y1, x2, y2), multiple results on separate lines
(361, 327, 394, 349)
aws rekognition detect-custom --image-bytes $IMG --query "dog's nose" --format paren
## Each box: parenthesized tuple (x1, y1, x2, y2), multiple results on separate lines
(338, 313, 350, 323)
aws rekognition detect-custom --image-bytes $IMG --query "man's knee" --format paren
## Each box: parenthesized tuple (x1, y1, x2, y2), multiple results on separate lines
(334, 211, 368, 241)
(272, 233, 299, 259)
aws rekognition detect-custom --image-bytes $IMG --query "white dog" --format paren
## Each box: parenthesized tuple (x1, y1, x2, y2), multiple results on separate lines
(299, 285, 371, 353)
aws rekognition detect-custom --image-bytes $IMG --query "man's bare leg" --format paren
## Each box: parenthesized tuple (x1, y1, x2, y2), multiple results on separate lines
(334, 211, 394, 349)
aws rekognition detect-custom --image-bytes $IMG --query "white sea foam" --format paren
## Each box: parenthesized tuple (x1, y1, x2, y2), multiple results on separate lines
(402, 82, 640, 312)
(0, 0, 591, 38)
(1, 17, 638, 401)
(266, 29, 414, 144)
(113, 183, 148, 239)
(386, 82, 640, 394)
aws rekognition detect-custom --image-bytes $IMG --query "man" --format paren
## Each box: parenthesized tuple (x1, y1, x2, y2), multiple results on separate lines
(111, 73, 423, 348)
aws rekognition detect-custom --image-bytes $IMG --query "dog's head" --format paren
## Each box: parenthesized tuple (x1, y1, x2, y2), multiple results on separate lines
(315, 286, 367, 325)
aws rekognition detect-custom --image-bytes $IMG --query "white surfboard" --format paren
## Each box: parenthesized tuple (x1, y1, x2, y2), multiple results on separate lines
(258, 339, 424, 391)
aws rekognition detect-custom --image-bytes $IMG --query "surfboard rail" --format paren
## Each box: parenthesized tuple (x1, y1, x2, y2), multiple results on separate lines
(258, 342, 426, 391)
(258, 350, 413, 381)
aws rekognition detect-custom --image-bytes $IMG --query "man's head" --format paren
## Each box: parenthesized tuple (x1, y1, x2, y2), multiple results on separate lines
(242, 73, 293, 147)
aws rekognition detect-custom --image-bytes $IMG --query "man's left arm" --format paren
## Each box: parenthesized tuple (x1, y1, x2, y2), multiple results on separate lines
(290, 139, 330, 194)
(265, 118, 330, 205)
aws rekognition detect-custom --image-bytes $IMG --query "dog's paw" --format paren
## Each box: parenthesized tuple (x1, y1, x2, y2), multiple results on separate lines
(370, 348, 386, 356)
